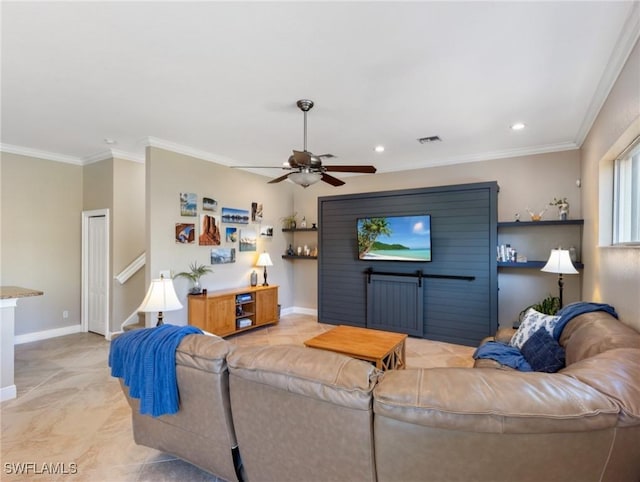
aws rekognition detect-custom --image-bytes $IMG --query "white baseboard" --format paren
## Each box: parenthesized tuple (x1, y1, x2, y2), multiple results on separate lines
(281, 306, 318, 317)
(14, 324, 83, 345)
(1, 384, 17, 401)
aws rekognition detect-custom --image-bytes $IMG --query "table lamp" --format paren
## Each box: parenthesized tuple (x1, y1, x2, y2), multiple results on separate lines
(541, 249, 578, 308)
(256, 252, 273, 286)
(138, 275, 183, 326)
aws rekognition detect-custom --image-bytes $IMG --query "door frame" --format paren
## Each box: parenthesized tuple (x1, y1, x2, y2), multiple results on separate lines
(81, 209, 110, 337)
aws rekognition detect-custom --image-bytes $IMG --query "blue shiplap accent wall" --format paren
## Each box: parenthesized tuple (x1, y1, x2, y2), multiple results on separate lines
(317, 182, 498, 346)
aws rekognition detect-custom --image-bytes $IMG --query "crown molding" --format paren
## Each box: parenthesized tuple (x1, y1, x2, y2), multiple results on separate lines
(145, 136, 240, 167)
(378, 141, 579, 173)
(110, 149, 145, 164)
(83, 149, 144, 165)
(0, 143, 84, 165)
(0, 144, 144, 166)
(575, 2, 640, 147)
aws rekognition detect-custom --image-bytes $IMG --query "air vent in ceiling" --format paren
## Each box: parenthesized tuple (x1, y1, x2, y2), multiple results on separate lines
(418, 136, 442, 144)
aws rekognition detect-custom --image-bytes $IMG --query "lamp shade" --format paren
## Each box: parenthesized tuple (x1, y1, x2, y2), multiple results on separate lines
(541, 249, 578, 275)
(138, 278, 183, 313)
(256, 252, 273, 267)
(289, 171, 322, 187)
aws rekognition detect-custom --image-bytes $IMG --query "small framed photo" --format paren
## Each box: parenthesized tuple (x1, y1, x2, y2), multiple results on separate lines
(175, 223, 195, 244)
(180, 193, 197, 216)
(239, 229, 257, 252)
(211, 248, 236, 264)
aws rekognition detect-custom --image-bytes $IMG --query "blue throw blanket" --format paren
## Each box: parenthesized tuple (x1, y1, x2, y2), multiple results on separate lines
(474, 302, 617, 371)
(473, 341, 532, 371)
(109, 324, 202, 417)
(552, 302, 618, 340)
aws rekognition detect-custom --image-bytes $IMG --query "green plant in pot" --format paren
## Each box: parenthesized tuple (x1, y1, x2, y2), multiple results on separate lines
(280, 213, 298, 230)
(174, 262, 213, 294)
(519, 294, 560, 321)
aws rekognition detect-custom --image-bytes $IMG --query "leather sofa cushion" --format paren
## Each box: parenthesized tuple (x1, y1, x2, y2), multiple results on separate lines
(228, 344, 381, 411)
(374, 367, 619, 433)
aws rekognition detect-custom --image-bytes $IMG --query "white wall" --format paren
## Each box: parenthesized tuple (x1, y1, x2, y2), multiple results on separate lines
(145, 146, 294, 326)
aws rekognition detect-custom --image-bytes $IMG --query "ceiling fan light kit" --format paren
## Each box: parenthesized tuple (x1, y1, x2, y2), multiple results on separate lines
(237, 99, 377, 188)
(289, 170, 323, 188)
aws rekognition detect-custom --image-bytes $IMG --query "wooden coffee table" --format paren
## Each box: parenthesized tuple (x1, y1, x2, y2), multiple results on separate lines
(304, 325, 407, 370)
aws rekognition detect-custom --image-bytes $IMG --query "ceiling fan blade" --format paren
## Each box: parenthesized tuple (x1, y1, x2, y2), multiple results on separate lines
(321, 173, 346, 186)
(292, 150, 312, 165)
(324, 165, 377, 173)
(268, 173, 292, 184)
(316, 154, 336, 159)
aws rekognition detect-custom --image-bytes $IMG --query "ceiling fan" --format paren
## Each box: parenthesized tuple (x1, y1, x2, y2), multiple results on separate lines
(236, 99, 376, 187)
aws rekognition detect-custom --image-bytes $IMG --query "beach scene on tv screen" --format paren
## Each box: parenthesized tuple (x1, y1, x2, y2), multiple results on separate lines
(357, 215, 431, 261)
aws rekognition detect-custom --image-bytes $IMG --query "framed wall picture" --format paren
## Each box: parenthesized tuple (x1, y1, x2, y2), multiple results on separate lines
(260, 225, 274, 237)
(221, 207, 249, 224)
(211, 248, 236, 264)
(251, 202, 263, 222)
(175, 223, 195, 244)
(225, 226, 238, 243)
(180, 192, 197, 216)
(239, 229, 257, 252)
(199, 214, 221, 246)
(203, 196, 218, 212)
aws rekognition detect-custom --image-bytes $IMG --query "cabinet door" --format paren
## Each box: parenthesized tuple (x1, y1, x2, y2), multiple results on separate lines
(255, 288, 278, 325)
(188, 296, 207, 331)
(207, 295, 236, 336)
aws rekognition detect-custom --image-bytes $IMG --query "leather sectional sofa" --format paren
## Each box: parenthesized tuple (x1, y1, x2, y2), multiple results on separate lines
(117, 310, 640, 482)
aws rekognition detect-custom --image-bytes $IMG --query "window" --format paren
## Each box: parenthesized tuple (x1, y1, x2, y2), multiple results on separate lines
(613, 138, 640, 245)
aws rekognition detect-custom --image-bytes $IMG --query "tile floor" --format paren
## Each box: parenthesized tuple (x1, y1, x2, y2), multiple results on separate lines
(0, 314, 474, 481)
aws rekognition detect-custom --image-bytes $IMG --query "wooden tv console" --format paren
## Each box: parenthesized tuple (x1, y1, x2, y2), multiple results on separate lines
(188, 285, 278, 337)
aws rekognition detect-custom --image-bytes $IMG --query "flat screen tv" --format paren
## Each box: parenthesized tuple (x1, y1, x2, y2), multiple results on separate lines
(357, 214, 432, 262)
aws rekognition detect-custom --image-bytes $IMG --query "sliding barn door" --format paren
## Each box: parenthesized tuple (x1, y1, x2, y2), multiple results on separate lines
(366, 274, 423, 336)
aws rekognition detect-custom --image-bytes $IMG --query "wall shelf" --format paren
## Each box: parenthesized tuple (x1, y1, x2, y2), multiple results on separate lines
(497, 219, 584, 228)
(282, 228, 318, 232)
(282, 226, 318, 261)
(497, 219, 584, 269)
(498, 261, 584, 269)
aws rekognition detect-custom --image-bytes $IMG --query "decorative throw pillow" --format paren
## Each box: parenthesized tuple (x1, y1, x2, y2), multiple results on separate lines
(520, 328, 566, 372)
(510, 308, 560, 350)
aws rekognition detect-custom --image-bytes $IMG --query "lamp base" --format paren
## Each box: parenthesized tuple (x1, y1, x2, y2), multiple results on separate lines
(262, 266, 269, 286)
(156, 311, 164, 327)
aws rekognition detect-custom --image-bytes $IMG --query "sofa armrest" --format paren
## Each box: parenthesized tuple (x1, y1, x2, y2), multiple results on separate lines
(494, 327, 517, 344)
(374, 367, 619, 433)
(175, 333, 230, 373)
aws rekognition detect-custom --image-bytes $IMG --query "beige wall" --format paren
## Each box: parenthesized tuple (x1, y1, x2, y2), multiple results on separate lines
(145, 147, 294, 326)
(0, 152, 83, 335)
(112, 158, 146, 331)
(83, 157, 146, 332)
(293, 150, 583, 326)
(83, 159, 113, 211)
(581, 38, 640, 330)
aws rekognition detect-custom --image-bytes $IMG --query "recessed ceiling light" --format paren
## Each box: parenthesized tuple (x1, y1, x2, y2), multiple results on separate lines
(374, 145, 385, 153)
(510, 123, 526, 131)
(104, 138, 117, 145)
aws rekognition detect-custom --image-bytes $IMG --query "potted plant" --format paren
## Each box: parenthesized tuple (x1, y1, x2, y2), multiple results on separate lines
(519, 294, 560, 321)
(549, 197, 569, 220)
(174, 262, 213, 294)
(280, 213, 298, 230)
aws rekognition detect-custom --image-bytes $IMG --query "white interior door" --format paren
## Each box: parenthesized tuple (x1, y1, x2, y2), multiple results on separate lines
(84, 213, 109, 335)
